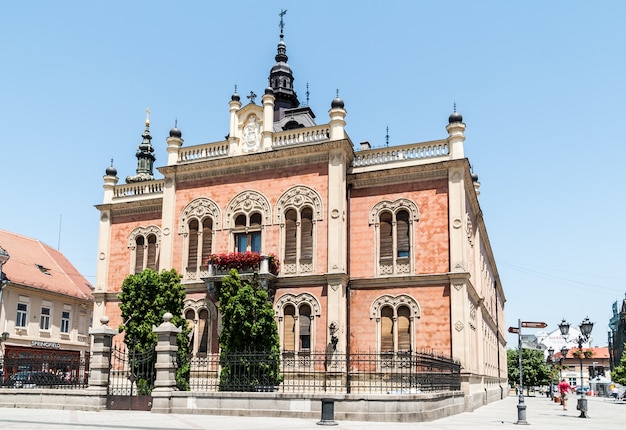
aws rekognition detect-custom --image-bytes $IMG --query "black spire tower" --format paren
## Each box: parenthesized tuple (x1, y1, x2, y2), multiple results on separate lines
(126, 108, 156, 183)
(269, 10, 299, 113)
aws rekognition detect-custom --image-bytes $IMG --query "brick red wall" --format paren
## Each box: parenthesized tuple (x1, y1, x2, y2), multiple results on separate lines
(348, 178, 449, 277)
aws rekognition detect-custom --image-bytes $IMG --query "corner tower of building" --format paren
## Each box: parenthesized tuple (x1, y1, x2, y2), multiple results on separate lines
(269, 10, 300, 120)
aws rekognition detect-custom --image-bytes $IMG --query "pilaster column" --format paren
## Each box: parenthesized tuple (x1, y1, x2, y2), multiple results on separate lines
(262, 90, 275, 150)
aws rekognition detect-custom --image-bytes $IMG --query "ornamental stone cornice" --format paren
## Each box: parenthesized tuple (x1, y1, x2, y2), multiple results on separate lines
(350, 272, 470, 290)
(96, 198, 163, 218)
(157, 140, 354, 184)
(347, 160, 457, 189)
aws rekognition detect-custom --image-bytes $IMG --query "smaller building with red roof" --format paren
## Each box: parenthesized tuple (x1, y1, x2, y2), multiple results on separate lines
(0, 229, 93, 381)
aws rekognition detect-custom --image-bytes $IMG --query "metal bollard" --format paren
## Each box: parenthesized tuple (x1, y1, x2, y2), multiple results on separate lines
(317, 398, 338, 426)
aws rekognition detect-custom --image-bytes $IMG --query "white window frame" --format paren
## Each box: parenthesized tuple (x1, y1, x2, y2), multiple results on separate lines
(16, 302, 28, 328)
(60, 308, 71, 334)
(40, 305, 51, 331)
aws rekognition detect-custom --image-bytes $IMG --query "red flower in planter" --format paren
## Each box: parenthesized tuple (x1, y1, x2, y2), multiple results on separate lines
(206, 252, 280, 275)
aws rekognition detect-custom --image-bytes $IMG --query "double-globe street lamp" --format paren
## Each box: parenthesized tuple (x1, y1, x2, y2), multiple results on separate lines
(559, 317, 594, 418)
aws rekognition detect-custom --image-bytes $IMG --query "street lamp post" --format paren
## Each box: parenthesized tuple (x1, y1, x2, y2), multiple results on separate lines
(559, 317, 594, 418)
(547, 347, 554, 399)
(559, 345, 569, 380)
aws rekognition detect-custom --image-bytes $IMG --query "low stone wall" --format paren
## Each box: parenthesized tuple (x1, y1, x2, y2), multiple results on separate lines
(0, 388, 107, 411)
(0, 388, 470, 422)
(163, 390, 466, 422)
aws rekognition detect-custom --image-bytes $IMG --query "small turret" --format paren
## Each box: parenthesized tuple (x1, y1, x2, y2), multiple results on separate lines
(126, 108, 156, 183)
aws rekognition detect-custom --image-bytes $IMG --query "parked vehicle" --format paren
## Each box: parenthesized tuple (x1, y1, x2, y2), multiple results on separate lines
(575, 385, 590, 394)
(3, 371, 68, 388)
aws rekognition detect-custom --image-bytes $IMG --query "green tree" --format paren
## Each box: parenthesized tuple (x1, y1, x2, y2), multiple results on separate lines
(117, 268, 191, 391)
(612, 344, 626, 386)
(507, 348, 552, 390)
(218, 270, 282, 391)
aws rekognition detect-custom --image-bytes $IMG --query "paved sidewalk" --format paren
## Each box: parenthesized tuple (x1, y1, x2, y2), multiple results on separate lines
(0, 395, 623, 429)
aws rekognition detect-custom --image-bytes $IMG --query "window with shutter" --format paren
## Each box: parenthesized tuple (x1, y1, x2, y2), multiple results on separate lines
(134, 236, 145, 274)
(300, 208, 313, 262)
(188, 220, 199, 271)
(379, 212, 393, 261)
(201, 219, 213, 264)
(283, 305, 296, 351)
(285, 209, 297, 264)
(381, 306, 394, 352)
(299, 305, 311, 350)
(185, 310, 196, 353)
(397, 306, 411, 351)
(198, 308, 209, 354)
(396, 210, 410, 258)
(146, 234, 158, 270)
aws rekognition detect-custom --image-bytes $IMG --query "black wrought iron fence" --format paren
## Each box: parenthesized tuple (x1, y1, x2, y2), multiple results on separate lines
(0, 352, 89, 389)
(189, 350, 460, 394)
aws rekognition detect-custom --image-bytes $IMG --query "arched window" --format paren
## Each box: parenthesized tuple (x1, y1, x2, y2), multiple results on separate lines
(128, 226, 161, 274)
(234, 212, 262, 253)
(282, 207, 315, 274)
(275, 293, 321, 355)
(283, 305, 296, 351)
(300, 208, 313, 263)
(179, 198, 220, 282)
(225, 190, 271, 255)
(370, 200, 419, 275)
(184, 217, 213, 279)
(371, 294, 420, 355)
(146, 234, 158, 271)
(299, 304, 311, 350)
(284, 210, 297, 265)
(134, 236, 145, 274)
(188, 220, 199, 272)
(275, 186, 323, 275)
(184, 299, 218, 356)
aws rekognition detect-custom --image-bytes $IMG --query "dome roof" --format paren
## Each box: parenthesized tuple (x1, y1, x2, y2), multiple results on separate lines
(105, 165, 117, 177)
(448, 110, 463, 124)
(231, 92, 240, 102)
(265, 86, 274, 95)
(169, 127, 182, 138)
(331, 97, 345, 109)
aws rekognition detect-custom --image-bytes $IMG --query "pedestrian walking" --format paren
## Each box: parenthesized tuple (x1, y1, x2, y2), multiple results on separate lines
(611, 386, 619, 400)
(558, 379, 573, 411)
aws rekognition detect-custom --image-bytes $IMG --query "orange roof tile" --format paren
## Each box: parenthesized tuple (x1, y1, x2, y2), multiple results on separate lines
(0, 229, 93, 301)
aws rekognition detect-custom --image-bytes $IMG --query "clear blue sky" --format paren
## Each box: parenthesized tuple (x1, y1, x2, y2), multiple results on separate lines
(2, 1, 624, 349)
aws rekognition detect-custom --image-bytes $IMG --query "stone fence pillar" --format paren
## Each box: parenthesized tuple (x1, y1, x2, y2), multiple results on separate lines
(151, 312, 181, 413)
(87, 316, 117, 409)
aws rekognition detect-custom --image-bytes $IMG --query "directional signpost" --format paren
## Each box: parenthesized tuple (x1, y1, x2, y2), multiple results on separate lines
(510, 319, 547, 425)
(521, 321, 548, 329)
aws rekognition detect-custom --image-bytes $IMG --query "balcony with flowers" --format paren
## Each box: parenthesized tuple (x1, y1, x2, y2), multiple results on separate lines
(203, 252, 279, 301)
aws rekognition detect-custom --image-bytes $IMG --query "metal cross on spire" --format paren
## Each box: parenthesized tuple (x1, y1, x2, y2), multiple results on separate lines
(279, 9, 287, 33)
(247, 91, 257, 104)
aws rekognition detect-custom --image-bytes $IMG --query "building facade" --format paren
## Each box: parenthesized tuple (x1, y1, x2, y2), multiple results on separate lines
(0, 230, 94, 380)
(93, 23, 506, 406)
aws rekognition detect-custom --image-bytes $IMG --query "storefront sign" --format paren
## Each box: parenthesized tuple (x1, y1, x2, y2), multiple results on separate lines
(31, 340, 61, 349)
